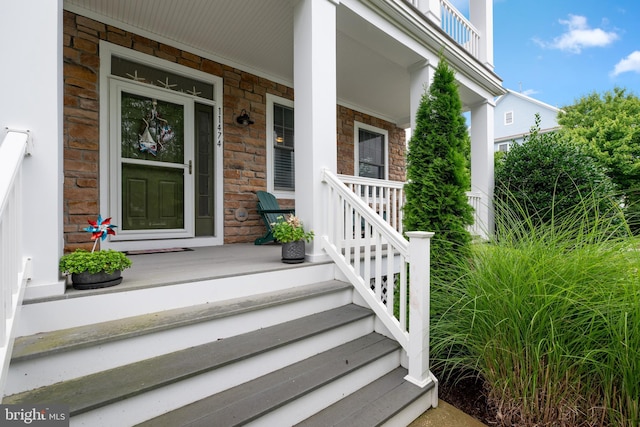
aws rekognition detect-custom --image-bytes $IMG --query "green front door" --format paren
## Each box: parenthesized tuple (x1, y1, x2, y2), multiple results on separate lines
(119, 89, 193, 235)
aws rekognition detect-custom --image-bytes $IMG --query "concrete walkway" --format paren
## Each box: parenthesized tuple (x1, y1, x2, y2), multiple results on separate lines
(410, 400, 488, 427)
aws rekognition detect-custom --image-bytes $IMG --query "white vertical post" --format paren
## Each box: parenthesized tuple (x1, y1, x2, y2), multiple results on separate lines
(417, 0, 442, 26)
(293, 0, 338, 262)
(405, 231, 434, 387)
(1, 0, 65, 299)
(470, 0, 494, 70)
(469, 100, 495, 239)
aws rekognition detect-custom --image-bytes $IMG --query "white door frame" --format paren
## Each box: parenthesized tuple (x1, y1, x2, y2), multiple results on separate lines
(99, 42, 224, 251)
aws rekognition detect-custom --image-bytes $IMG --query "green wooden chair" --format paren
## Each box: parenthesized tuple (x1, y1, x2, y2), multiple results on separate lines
(254, 191, 295, 245)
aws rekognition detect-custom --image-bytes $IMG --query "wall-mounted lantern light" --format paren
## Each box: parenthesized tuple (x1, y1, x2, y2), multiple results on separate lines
(236, 109, 254, 126)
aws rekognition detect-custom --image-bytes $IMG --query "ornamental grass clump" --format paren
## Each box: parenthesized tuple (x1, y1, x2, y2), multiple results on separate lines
(431, 192, 640, 426)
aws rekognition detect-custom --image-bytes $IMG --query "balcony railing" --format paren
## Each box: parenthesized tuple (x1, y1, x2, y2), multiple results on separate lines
(439, 0, 479, 58)
(407, 0, 481, 60)
(0, 129, 32, 394)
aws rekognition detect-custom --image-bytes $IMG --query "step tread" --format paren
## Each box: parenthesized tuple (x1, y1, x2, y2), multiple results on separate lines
(12, 280, 351, 361)
(295, 367, 435, 427)
(3, 303, 372, 415)
(137, 333, 401, 427)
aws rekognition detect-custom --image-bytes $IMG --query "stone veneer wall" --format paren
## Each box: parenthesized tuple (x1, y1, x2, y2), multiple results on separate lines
(336, 105, 407, 181)
(63, 10, 406, 251)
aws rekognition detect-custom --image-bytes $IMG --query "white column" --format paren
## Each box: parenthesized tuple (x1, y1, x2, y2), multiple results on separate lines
(0, 1, 65, 298)
(470, 0, 494, 70)
(408, 61, 435, 131)
(293, 0, 338, 262)
(469, 100, 495, 239)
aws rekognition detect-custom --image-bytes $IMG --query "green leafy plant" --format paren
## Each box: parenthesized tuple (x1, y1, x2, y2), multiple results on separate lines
(431, 193, 639, 426)
(495, 113, 616, 226)
(271, 215, 314, 243)
(59, 249, 132, 275)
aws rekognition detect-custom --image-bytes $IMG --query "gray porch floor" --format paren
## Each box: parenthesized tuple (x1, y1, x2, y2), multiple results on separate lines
(62, 243, 323, 299)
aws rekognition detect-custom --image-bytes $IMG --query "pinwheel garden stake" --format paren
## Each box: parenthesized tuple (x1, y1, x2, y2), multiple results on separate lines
(84, 215, 117, 252)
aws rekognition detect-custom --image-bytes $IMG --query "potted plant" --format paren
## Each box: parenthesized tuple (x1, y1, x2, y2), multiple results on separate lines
(271, 214, 314, 264)
(59, 215, 132, 290)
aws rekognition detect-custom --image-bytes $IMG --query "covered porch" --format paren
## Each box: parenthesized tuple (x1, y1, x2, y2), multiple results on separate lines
(1, 0, 502, 423)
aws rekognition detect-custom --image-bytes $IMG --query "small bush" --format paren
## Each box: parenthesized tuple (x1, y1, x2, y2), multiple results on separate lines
(495, 114, 616, 226)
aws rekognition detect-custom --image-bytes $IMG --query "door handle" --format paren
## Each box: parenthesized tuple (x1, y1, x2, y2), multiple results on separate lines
(186, 160, 192, 175)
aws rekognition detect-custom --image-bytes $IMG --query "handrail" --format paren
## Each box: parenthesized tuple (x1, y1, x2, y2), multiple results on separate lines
(0, 128, 32, 395)
(321, 169, 435, 387)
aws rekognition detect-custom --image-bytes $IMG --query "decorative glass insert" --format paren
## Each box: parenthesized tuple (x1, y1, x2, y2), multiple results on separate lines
(112, 56, 214, 100)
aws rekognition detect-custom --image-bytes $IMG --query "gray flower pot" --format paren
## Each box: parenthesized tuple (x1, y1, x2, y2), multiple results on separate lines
(71, 270, 123, 290)
(281, 241, 305, 264)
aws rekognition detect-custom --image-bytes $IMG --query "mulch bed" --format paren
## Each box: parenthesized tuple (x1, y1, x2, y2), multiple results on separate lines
(436, 370, 497, 425)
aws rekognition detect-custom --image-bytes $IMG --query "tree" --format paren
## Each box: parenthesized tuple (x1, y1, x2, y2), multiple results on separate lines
(495, 114, 615, 225)
(557, 87, 640, 229)
(404, 57, 473, 266)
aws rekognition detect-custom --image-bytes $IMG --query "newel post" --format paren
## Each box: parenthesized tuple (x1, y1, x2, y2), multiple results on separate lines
(405, 231, 435, 387)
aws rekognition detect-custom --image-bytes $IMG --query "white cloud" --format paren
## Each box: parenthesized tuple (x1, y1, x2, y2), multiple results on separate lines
(612, 51, 640, 76)
(537, 15, 619, 54)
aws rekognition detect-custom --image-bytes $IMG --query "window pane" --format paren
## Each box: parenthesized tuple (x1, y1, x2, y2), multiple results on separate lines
(274, 147, 295, 190)
(273, 103, 295, 190)
(358, 128, 385, 179)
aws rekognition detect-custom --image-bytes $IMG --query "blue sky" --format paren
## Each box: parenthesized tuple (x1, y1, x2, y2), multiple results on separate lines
(452, 0, 640, 108)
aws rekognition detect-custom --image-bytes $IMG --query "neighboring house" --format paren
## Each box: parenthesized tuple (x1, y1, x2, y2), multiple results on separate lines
(1, 1, 503, 424)
(494, 89, 561, 152)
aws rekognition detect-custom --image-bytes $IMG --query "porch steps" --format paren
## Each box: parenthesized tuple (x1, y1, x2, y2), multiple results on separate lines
(5, 280, 353, 395)
(4, 278, 434, 426)
(137, 333, 402, 426)
(295, 367, 434, 427)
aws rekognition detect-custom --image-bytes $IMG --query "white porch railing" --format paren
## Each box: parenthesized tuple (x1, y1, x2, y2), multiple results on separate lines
(466, 191, 482, 236)
(439, 0, 480, 58)
(322, 169, 436, 389)
(337, 174, 405, 234)
(0, 129, 32, 394)
(339, 174, 482, 237)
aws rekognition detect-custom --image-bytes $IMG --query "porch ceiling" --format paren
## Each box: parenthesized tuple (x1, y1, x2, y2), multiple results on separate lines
(63, 0, 463, 126)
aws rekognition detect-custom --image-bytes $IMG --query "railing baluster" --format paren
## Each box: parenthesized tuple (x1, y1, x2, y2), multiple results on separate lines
(399, 258, 408, 331)
(385, 236, 395, 316)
